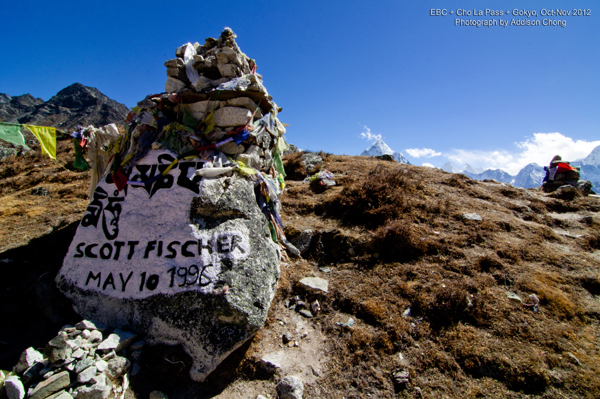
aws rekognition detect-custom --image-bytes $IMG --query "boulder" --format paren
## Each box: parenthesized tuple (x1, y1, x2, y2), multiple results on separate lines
(288, 230, 313, 256)
(56, 149, 281, 382)
(301, 153, 322, 173)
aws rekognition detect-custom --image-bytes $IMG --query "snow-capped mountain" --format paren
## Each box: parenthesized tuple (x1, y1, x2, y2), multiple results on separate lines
(441, 161, 460, 173)
(580, 164, 600, 193)
(580, 144, 600, 166)
(462, 164, 484, 174)
(464, 169, 515, 184)
(513, 163, 546, 189)
(441, 162, 483, 175)
(361, 138, 410, 164)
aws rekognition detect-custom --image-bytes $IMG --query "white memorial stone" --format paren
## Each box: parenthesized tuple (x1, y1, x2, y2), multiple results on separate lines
(57, 150, 280, 382)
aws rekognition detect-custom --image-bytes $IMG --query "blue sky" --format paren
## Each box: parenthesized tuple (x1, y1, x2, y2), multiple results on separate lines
(1, 0, 598, 173)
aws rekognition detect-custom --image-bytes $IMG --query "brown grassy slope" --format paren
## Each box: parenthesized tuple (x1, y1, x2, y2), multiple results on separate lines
(1, 147, 600, 398)
(275, 153, 600, 398)
(0, 138, 90, 253)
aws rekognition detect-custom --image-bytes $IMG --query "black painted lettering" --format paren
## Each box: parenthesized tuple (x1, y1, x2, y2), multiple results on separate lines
(146, 274, 159, 290)
(99, 243, 113, 260)
(102, 273, 116, 290)
(157, 241, 163, 257)
(86, 271, 101, 287)
(217, 235, 230, 253)
(166, 241, 180, 258)
(198, 237, 213, 255)
(119, 271, 133, 292)
(139, 272, 146, 291)
(176, 161, 201, 194)
(182, 240, 197, 257)
(198, 266, 211, 287)
(168, 267, 175, 287)
(113, 241, 125, 260)
(144, 241, 157, 259)
(177, 267, 187, 287)
(74, 242, 85, 258)
(131, 164, 154, 196)
(85, 244, 98, 258)
(148, 156, 175, 198)
(81, 187, 108, 228)
(231, 235, 246, 254)
(188, 265, 199, 285)
(127, 241, 139, 260)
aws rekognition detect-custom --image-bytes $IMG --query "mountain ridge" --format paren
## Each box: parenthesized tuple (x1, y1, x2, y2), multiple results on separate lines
(0, 83, 130, 131)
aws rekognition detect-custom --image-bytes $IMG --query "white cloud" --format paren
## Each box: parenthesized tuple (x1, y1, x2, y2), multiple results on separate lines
(446, 132, 600, 175)
(359, 124, 381, 141)
(421, 163, 435, 168)
(515, 132, 600, 166)
(447, 149, 515, 172)
(406, 148, 442, 158)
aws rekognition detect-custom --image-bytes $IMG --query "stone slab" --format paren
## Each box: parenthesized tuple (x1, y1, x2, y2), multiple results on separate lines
(29, 371, 70, 399)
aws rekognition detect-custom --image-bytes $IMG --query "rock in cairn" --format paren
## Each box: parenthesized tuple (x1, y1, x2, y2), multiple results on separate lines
(3, 320, 138, 399)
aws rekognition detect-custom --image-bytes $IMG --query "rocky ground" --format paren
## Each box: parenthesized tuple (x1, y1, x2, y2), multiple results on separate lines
(1, 140, 600, 398)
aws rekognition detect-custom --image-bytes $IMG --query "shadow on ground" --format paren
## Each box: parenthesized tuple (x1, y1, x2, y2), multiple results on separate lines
(0, 221, 80, 369)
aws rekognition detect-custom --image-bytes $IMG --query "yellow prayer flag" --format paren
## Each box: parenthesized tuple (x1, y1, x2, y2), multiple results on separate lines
(24, 125, 57, 160)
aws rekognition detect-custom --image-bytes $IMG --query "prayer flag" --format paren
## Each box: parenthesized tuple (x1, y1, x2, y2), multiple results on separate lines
(24, 124, 57, 159)
(0, 122, 29, 149)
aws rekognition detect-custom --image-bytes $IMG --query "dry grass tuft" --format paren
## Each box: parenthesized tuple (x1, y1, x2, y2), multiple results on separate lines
(477, 254, 504, 272)
(323, 164, 423, 228)
(370, 220, 428, 262)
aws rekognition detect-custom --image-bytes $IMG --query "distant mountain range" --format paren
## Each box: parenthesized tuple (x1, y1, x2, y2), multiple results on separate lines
(363, 137, 599, 192)
(0, 83, 130, 131)
(441, 148, 600, 192)
(361, 137, 410, 164)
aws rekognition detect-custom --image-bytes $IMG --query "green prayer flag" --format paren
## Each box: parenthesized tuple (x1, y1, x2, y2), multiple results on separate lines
(268, 221, 279, 243)
(272, 148, 287, 178)
(73, 138, 89, 170)
(182, 107, 199, 129)
(0, 122, 29, 149)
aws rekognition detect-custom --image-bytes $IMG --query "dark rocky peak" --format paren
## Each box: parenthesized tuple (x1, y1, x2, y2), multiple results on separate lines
(0, 83, 130, 130)
(49, 83, 105, 109)
(11, 93, 45, 107)
(0, 93, 45, 122)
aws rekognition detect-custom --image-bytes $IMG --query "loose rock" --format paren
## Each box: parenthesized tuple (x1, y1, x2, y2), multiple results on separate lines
(461, 213, 482, 221)
(106, 357, 130, 379)
(15, 347, 44, 374)
(277, 376, 304, 399)
(4, 375, 26, 399)
(29, 370, 70, 399)
(149, 391, 169, 399)
(298, 277, 329, 294)
(77, 366, 97, 384)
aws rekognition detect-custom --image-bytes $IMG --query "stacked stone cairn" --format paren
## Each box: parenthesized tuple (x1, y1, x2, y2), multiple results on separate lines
(541, 155, 594, 196)
(109, 27, 296, 255)
(1, 320, 139, 399)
